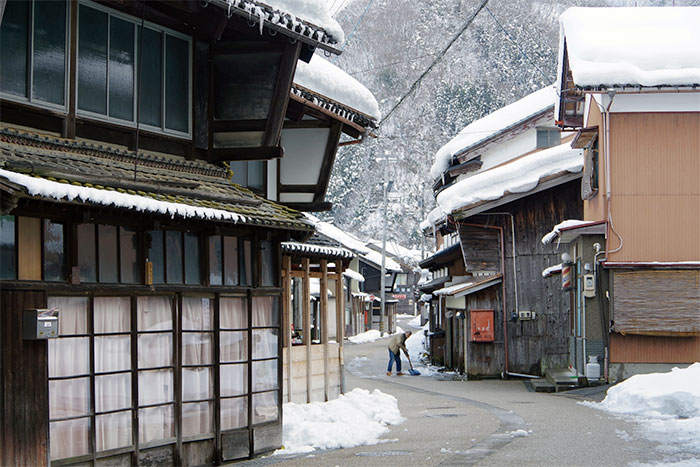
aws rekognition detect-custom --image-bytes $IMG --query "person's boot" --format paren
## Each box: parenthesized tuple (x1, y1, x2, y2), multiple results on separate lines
(386, 371, 392, 376)
(397, 372, 404, 376)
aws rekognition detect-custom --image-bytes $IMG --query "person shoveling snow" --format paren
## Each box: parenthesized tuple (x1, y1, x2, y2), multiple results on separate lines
(387, 331, 417, 375)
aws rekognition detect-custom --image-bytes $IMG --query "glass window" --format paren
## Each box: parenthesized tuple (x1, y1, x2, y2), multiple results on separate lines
(138, 26, 162, 127)
(108, 16, 135, 121)
(208, 235, 222, 286)
(221, 396, 247, 431)
(77, 223, 96, 282)
(33, 0, 66, 105)
(182, 402, 213, 438)
(165, 35, 189, 132)
(229, 161, 265, 192)
(0, 215, 16, 280)
(220, 297, 247, 329)
(148, 230, 165, 284)
(78, 4, 108, 114)
(165, 231, 183, 284)
(0, 1, 29, 97)
(44, 220, 64, 282)
(260, 240, 275, 286)
(223, 236, 238, 286)
(120, 227, 140, 283)
(184, 232, 200, 285)
(48, 295, 91, 460)
(252, 391, 278, 424)
(240, 239, 252, 286)
(98, 224, 118, 283)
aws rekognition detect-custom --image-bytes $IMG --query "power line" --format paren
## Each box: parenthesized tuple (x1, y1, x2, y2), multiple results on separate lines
(484, 6, 553, 85)
(379, 0, 490, 126)
(332, 0, 375, 61)
(346, 51, 441, 77)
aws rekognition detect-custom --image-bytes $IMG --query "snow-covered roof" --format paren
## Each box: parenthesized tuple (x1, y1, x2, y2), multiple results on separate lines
(420, 206, 446, 232)
(303, 214, 402, 272)
(281, 241, 353, 259)
(214, 0, 344, 50)
(430, 87, 556, 179)
(436, 142, 583, 216)
(2, 168, 246, 223)
(558, 7, 700, 88)
(541, 220, 606, 245)
(304, 214, 370, 255)
(343, 268, 365, 282)
(433, 275, 502, 297)
(366, 239, 422, 266)
(294, 55, 380, 120)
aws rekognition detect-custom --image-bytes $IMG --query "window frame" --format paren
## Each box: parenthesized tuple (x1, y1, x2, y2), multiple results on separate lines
(75, 0, 193, 139)
(0, 0, 70, 113)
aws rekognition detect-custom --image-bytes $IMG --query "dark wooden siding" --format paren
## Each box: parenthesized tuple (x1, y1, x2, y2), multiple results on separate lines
(463, 180, 581, 376)
(1, 289, 49, 466)
(459, 225, 501, 273)
(466, 286, 503, 377)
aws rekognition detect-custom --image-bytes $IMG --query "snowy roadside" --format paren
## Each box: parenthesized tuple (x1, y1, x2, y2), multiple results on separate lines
(581, 363, 700, 466)
(274, 388, 405, 455)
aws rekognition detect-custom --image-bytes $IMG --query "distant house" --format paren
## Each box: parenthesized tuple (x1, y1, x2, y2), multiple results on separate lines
(365, 239, 422, 316)
(548, 6, 700, 382)
(0, 0, 376, 464)
(422, 87, 584, 377)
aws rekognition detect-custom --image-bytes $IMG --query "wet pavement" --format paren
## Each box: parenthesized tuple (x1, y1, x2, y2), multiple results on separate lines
(240, 316, 671, 466)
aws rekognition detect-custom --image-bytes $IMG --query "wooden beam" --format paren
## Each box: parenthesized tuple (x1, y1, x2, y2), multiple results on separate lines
(302, 257, 311, 403)
(279, 184, 318, 194)
(320, 260, 329, 401)
(264, 41, 302, 147)
(335, 261, 346, 394)
(282, 270, 340, 280)
(282, 255, 293, 402)
(282, 202, 332, 212)
(208, 145, 284, 162)
(64, 0, 78, 139)
(314, 120, 342, 204)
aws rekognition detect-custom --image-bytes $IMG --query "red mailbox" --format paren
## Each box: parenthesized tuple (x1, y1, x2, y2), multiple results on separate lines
(471, 309, 494, 342)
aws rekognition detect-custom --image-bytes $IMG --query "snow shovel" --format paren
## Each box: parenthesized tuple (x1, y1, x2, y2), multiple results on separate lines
(405, 353, 420, 375)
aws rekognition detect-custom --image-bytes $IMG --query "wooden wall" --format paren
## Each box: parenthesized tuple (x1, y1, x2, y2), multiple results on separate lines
(466, 180, 581, 375)
(465, 286, 503, 377)
(608, 112, 700, 262)
(282, 344, 341, 404)
(610, 334, 700, 363)
(583, 102, 605, 222)
(1, 290, 49, 466)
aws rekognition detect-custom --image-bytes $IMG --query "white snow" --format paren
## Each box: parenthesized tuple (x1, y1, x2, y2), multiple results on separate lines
(225, 0, 344, 44)
(304, 213, 370, 255)
(0, 169, 245, 223)
(430, 86, 556, 180)
(348, 329, 385, 344)
(276, 388, 405, 455)
(436, 142, 583, 216)
(366, 239, 423, 265)
(559, 7, 700, 88)
(541, 219, 590, 245)
(343, 268, 365, 282)
(282, 241, 352, 258)
(294, 54, 380, 119)
(433, 281, 474, 296)
(420, 206, 446, 231)
(361, 248, 403, 273)
(582, 363, 700, 461)
(406, 315, 421, 327)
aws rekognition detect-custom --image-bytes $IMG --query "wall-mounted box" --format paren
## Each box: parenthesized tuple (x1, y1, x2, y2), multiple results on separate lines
(471, 309, 494, 342)
(519, 310, 535, 320)
(583, 274, 596, 298)
(23, 309, 59, 340)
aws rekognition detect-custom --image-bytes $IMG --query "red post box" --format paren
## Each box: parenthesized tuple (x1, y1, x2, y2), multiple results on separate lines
(470, 309, 494, 342)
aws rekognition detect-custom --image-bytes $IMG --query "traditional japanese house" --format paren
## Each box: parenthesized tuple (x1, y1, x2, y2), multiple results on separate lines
(548, 6, 700, 382)
(422, 87, 584, 378)
(366, 239, 422, 316)
(0, 0, 349, 464)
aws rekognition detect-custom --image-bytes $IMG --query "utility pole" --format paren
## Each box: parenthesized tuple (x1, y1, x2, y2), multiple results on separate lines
(379, 159, 388, 335)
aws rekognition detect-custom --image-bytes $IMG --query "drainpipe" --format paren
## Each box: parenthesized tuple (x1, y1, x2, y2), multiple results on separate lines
(593, 243, 609, 381)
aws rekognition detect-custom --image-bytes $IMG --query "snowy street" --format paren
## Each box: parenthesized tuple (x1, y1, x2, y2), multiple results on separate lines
(238, 316, 698, 466)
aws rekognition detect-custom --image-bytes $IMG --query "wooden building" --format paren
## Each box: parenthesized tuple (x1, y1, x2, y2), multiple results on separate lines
(550, 7, 700, 382)
(422, 88, 584, 378)
(0, 0, 357, 464)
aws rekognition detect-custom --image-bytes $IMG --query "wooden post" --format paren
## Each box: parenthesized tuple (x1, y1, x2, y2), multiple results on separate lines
(302, 257, 311, 403)
(320, 260, 329, 401)
(335, 261, 346, 394)
(282, 256, 292, 402)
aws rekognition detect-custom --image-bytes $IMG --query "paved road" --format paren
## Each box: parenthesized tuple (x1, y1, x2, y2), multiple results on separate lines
(245, 317, 670, 466)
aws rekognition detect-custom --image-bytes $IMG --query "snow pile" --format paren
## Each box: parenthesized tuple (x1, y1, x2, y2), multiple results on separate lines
(559, 7, 700, 88)
(367, 239, 423, 266)
(541, 263, 563, 278)
(304, 213, 370, 254)
(541, 219, 590, 245)
(405, 323, 428, 360)
(420, 205, 446, 231)
(0, 169, 245, 223)
(406, 315, 421, 327)
(348, 329, 385, 344)
(343, 268, 365, 282)
(430, 86, 556, 180)
(277, 388, 405, 454)
(436, 142, 583, 215)
(582, 363, 700, 457)
(294, 54, 380, 119)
